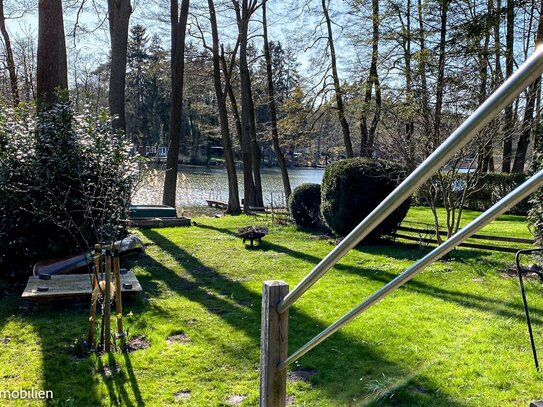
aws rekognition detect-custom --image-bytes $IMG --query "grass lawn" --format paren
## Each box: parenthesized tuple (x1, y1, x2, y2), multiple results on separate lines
(1, 207, 543, 406)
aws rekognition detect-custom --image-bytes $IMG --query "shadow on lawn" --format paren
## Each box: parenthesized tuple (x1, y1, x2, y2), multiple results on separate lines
(139, 228, 466, 406)
(195, 223, 540, 326)
(0, 287, 145, 406)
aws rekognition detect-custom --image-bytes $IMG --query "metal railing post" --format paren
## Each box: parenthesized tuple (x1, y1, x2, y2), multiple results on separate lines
(277, 47, 543, 314)
(260, 281, 289, 407)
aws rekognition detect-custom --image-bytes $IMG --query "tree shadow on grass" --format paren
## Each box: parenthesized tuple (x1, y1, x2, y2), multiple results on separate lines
(0, 284, 146, 406)
(192, 223, 543, 328)
(138, 228, 466, 406)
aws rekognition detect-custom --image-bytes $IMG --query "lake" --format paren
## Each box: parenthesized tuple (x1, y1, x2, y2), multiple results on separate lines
(132, 165, 325, 207)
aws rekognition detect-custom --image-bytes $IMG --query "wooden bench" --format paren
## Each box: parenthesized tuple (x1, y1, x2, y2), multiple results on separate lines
(206, 200, 228, 209)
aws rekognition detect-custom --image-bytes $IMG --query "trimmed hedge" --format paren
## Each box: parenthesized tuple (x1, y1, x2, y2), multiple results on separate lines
(288, 183, 321, 227)
(320, 158, 410, 241)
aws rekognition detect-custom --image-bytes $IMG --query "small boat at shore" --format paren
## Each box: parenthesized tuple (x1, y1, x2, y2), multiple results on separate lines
(32, 235, 145, 276)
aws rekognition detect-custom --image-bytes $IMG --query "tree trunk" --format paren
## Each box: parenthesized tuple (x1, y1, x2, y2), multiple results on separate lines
(512, 0, 543, 172)
(249, 90, 264, 207)
(37, 0, 68, 111)
(360, 0, 381, 158)
(163, 0, 190, 207)
(0, 0, 19, 106)
(501, 0, 515, 172)
(208, 0, 241, 214)
(108, 0, 132, 133)
(404, 0, 414, 150)
(262, 1, 291, 199)
(236, 0, 257, 212)
(322, 0, 353, 158)
(220, 45, 243, 146)
(433, 0, 449, 147)
(477, 10, 493, 173)
(417, 0, 430, 150)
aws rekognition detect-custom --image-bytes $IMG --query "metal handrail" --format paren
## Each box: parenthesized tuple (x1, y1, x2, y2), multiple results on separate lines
(279, 169, 543, 369)
(277, 46, 543, 315)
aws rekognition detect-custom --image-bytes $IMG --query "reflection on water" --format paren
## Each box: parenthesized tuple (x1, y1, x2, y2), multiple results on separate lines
(133, 165, 325, 207)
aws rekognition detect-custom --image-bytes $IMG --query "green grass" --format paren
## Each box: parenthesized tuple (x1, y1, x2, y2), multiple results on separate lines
(1, 207, 543, 406)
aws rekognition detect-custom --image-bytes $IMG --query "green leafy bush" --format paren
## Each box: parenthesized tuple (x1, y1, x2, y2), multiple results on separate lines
(414, 172, 529, 214)
(320, 158, 410, 241)
(288, 183, 321, 227)
(465, 172, 528, 214)
(0, 103, 137, 279)
(529, 125, 543, 245)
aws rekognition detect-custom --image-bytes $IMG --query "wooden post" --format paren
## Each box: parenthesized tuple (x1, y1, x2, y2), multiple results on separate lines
(260, 281, 289, 407)
(87, 244, 102, 346)
(92, 244, 101, 289)
(112, 244, 124, 336)
(104, 245, 112, 352)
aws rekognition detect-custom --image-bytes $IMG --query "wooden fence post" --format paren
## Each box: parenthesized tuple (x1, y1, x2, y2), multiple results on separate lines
(260, 281, 289, 407)
(87, 244, 102, 346)
(104, 245, 112, 352)
(112, 244, 124, 337)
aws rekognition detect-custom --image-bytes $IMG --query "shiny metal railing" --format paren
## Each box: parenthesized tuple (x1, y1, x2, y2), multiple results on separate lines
(260, 48, 543, 407)
(279, 169, 543, 369)
(277, 46, 543, 315)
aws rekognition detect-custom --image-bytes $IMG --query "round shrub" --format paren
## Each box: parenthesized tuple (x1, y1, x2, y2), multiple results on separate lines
(288, 183, 321, 227)
(320, 158, 410, 242)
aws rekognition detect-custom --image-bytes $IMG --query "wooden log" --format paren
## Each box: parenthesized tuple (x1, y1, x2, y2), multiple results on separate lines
(260, 281, 289, 407)
(113, 245, 124, 337)
(104, 246, 112, 352)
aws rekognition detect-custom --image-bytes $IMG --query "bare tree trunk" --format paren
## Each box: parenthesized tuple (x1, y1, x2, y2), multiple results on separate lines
(360, 0, 381, 158)
(108, 0, 132, 133)
(221, 46, 243, 145)
(262, 0, 291, 199)
(512, 0, 543, 172)
(0, 0, 19, 106)
(208, 0, 241, 214)
(433, 0, 449, 147)
(477, 10, 493, 173)
(234, 0, 258, 212)
(322, 0, 353, 158)
(502, 0, 515, 172)
(37, 0, 68, 111)
(249, 89, 264, 207)
(163, 0, 190, 207)
(417, 0, 430, 149)
(404, 0, 414, 145)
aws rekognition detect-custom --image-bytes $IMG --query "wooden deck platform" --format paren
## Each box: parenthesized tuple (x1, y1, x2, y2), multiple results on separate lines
(22, 270, 142, 301)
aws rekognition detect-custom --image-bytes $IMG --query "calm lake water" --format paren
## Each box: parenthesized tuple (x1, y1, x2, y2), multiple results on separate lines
(133, 165, 325, 207)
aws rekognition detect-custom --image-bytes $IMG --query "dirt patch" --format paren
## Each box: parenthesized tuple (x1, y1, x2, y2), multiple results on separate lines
(288, 368, 317, 383)
(98, 364, 121, 378)
(286, 395, 296, 406)
(226, 394, 247, 406)
(174, 390, 191, 401)
(166, 331, 190, 345)
(122, 335, 150, 352)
